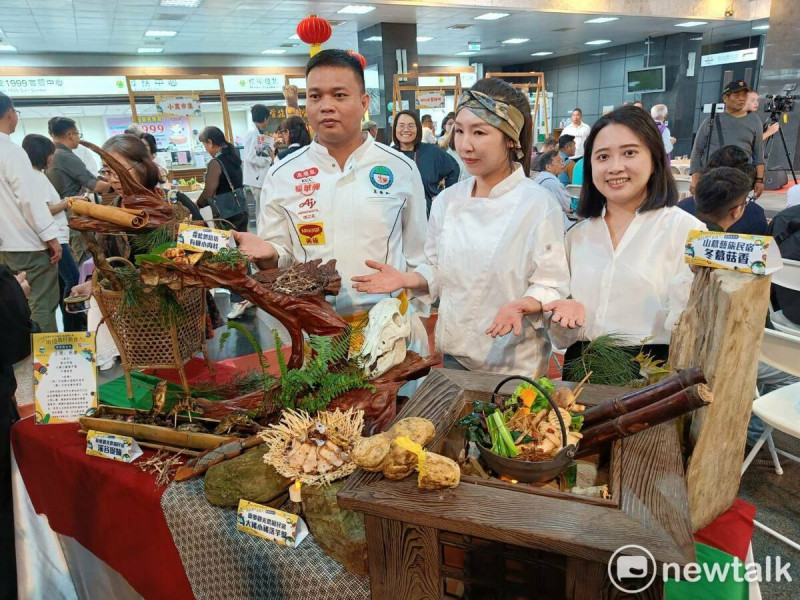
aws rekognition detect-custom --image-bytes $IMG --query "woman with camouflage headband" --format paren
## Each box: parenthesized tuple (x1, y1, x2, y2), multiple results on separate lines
(353, 79, 569, 375)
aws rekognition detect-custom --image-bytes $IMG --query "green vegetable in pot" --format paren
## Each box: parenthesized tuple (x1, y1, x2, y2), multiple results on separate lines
(571, 414, 584, 432)
(488, 411, 520, 458)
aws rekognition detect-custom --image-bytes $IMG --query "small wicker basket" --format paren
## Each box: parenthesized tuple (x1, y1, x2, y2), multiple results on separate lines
(92, 257, 213, 399)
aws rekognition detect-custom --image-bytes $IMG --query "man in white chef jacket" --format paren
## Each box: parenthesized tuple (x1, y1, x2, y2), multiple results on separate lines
(234, 50, 430, 355)
(242, 103, 274, 225)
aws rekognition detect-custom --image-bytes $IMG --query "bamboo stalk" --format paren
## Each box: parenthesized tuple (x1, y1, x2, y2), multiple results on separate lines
(576, 383, 712, 457)
(581, 367, 706, 427)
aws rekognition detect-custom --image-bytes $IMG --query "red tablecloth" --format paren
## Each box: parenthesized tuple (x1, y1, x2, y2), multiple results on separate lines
(11, 417, 194, 600)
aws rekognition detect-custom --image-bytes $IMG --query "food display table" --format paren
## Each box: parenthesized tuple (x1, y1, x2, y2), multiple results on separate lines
(11, 418, 368, 600)
(339, 369, 696, 600)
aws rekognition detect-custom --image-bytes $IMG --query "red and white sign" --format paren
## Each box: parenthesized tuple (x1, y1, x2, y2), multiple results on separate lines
(294, 168, 319, 180)
(155, 94, 202, 117)
(415, 91, 446, 109)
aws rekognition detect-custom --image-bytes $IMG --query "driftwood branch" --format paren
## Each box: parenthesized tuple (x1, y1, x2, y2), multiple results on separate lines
(69, 140, 177, 234)
(139, 258, 346, 369)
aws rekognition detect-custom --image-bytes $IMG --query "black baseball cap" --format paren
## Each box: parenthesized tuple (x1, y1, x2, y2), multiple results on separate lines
(722, 80, 752, 95)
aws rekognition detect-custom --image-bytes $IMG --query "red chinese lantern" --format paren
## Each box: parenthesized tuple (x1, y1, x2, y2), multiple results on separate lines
(348, 50, 367, 70)
(296, 15, 332, 57)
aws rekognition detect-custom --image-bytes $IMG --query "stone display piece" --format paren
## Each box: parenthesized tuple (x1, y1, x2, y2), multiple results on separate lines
(204, 445, 291, 507)
(302, 480, 368, 575)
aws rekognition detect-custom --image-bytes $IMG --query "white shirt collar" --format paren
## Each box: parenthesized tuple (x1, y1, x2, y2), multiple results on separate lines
(310, 132, 373, 167)
(477, 164, 526, 199)
(536, 170, 558, 182)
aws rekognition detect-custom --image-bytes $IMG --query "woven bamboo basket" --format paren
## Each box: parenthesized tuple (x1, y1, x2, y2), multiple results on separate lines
(92, 257, 213, 399)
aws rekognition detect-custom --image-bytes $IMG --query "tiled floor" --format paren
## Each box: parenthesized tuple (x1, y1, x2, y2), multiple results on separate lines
(739, 432, 800, 599)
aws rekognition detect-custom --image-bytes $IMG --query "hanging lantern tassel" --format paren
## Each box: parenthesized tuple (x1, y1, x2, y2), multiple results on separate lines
(297, 15, 332, 57)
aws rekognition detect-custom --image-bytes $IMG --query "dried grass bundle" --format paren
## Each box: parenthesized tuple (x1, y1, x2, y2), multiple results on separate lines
(261, 408, 364, 485)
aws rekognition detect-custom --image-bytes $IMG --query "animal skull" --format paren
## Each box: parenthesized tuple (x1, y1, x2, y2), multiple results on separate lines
(357, 298, 411, 379)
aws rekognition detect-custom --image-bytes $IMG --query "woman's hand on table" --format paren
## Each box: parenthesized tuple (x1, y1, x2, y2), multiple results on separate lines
(543, 299, 585, 329)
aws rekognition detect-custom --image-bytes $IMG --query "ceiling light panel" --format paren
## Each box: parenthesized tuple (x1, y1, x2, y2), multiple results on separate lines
(531, 51, 553, 56)
(160, 0, 202, 7)
(503, 38, 529, 44)
(584, 17, 618, 24)
(145, 30, 177, 37)
(585, 39, 612, 45)
(474, 13, 509, 21)
(337, 5, 375, 15)
(674, 21, 708, 28)
(138, 47, 164, 53)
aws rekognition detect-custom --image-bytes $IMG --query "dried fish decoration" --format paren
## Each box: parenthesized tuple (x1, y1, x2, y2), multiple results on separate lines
(261, 408, 365, 485)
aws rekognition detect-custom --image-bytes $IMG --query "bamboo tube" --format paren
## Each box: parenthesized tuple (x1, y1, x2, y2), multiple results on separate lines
(581, 366, 706, 427)
(576, 383, 713, 457)
(68, 197, 149, 228)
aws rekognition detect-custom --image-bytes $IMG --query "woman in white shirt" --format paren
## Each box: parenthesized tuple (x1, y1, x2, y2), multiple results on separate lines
(544, 105, 704, 368)
(21, 134, 84, 332)
(352, 79, 570, 376)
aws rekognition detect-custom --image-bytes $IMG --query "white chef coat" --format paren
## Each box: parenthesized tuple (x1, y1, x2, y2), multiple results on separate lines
(414, 166, 570, 376)
(563, 206, 705, 347)
(37, 170, 69, 245)
(561, 122, 592, 159)
(0, 133, 59, 252)
(243, 126, 274, 189)
(258, 133, 429, 319)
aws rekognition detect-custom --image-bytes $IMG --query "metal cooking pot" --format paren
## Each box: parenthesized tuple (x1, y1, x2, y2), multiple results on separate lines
(477, 375, 577, 484)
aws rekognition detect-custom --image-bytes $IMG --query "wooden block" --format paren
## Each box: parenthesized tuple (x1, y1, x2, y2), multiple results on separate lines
(566, 557, 663, 599)
(670, 268, 772, 531)
(364, 515, 441, 600)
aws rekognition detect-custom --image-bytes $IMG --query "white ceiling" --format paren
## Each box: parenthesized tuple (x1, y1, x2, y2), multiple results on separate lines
(0, 0, 768, 64)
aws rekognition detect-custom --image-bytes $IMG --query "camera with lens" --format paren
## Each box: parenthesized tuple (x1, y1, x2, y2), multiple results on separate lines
(764, 83, 798, 118)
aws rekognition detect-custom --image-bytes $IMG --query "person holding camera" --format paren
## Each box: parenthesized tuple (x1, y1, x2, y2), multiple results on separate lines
(746, 91, 781, 142)
(689, 80, 765, 197)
